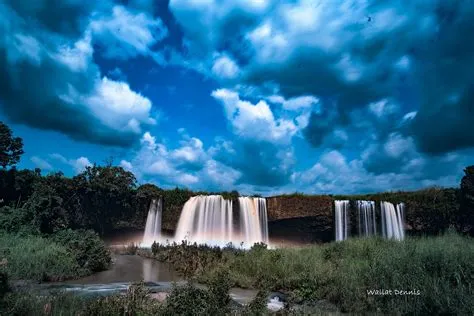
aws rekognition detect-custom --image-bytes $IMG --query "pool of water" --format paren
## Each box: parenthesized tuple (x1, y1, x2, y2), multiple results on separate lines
(65, 254, 181, 284)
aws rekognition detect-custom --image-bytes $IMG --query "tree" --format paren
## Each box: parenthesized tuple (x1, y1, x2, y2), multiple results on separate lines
(0, 122, 24, 168)
(73, 164, 137, 235)
(460, 165, 474, 234)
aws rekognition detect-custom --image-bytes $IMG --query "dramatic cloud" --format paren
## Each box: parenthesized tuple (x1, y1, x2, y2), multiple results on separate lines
(124, 131, 241, 190)
(211, 89, 302, 144)
(90, 5, 168, 60)
(169, 0, 474, 157)
(0, 1, 159, 147)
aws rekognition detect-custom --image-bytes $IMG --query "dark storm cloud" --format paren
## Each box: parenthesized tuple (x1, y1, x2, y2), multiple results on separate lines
(0, 0, 157, 147)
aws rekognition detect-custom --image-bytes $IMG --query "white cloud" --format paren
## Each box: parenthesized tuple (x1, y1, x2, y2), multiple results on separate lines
(126, 131, 242, 189)
(120, 159, 133, 171)
(369, 99, 399, 118)
(211, 89, 299, 144)
(50, 153, 92, 174)
(212, 54, 240, 79)
(383, 133, 415, 158)
(85, 77, 155, 134)
(268, 95, 319, 111)
(30, 156, 53, 170)
(54, 33, 93, 72)
(403, 111, 417, 121)
(89, 5, 167, 59)
(71, 157, 92, 174)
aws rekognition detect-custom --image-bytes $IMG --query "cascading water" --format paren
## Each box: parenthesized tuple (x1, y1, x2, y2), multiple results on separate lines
(143, 198, 162, 244)
(173, 195, 269, 247)
(380, 201, 405, 241)
(335, 200, 350, 241)
(357, 200, 376, 237)
(238, 197, 269, 245)
(174, 195, 233, 244)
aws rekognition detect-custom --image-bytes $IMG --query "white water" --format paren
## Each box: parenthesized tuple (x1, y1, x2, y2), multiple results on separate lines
(335, 200, 350, 241)
(238, 197, 269, 245)
(173, 195, 269, 248)
(143, 198, 162, 244)
(357, 200, 377, 237)
(380, 201, 405, 240)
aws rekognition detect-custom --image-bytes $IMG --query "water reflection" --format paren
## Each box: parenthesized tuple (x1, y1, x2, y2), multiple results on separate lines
(66, 254, 181, 284)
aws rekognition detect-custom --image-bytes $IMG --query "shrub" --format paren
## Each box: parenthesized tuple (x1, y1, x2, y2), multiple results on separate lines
(52, 229, 111, 273)
(0, 233, 81, 281)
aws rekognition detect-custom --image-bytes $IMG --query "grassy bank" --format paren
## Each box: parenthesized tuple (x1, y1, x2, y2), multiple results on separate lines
(147, 232, 474, 315)
(0, 230, 110, 282)
(0, 234, 82, 282)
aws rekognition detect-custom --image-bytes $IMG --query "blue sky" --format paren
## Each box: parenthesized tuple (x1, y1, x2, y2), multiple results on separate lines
(1, 0, 473, 195)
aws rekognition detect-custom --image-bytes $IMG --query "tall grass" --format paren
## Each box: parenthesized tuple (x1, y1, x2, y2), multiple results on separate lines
(0, 234, 83, 282)
(150, 232, 474, 315)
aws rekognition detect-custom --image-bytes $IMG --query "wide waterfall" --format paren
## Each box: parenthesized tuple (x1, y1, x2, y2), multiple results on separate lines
(335, 200, 350, 241)
(143, 198, 162, 244)
(380, 201, 405, 241)
(174, 195, 269, 247)
(357, 200, 376, 237)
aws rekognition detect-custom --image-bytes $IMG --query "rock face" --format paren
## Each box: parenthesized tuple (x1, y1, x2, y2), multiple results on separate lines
(266, 195, 333, 221)
(269, 216, 333, 243)
(151, 188, 465, 240)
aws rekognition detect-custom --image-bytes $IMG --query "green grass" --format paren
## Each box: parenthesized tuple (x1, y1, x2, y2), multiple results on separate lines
(0, 234, 84, 282)
(149, 232, 474, 315)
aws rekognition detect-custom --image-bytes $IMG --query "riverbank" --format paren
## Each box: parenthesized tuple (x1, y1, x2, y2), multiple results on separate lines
(2, 232, 473, 315)
(143, 231, 474, 315)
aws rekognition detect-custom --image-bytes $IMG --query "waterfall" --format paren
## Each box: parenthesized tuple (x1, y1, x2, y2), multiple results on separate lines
(238, 197, 269, 245)
(143, 198, 162, 244)
(380, 201, 405, 240)
(335, 200, 350, 241)
(357, 200, 376, 237)
(174, 195, 269, 247)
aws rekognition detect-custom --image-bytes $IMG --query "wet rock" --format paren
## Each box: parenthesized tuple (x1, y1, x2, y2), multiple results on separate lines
(267, 296, 285, 312)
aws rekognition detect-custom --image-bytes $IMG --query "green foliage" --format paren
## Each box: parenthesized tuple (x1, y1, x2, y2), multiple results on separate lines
(52, 229, 111, 273)
(151, 234, 474, 315)
(1, 281, 235, 316)
(0, 168, 40, 208)
(73, 164, 137, 234)
(0, 271, 8, 304)
(0, 122, 24, 169)
(460, 165, 474, 233)
(0, 233, 82, 282)
(84, 282, 162, 316)
(243, 289, 268, 316)
(151, 241, 230, 280)
(162, 283, 214, 315)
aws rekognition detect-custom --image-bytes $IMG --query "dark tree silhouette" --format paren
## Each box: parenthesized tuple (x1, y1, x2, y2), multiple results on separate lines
(460, 165, 474, 234)
(0, 121, 24, 168)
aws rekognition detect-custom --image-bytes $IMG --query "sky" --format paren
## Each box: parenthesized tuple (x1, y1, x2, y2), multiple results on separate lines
(0, 0, 473, 195)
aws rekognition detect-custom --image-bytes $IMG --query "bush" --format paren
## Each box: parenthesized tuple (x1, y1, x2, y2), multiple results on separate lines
(0, 233, 82, 281)
(85, 282, 162, 316)
(151, 233, 474, 315)
(52, 229, 111, 273)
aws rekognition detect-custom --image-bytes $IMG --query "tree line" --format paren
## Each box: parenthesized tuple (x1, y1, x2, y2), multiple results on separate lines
(1, 121, 473, 236)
